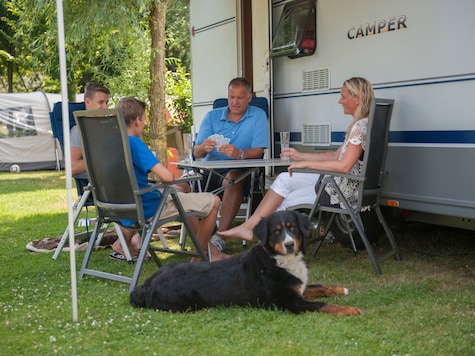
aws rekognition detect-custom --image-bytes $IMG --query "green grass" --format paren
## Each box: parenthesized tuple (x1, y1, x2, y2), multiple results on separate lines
(0, 171, 474, 355)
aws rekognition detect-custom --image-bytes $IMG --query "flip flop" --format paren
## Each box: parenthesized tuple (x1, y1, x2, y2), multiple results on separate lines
(109, 251, 138, 262)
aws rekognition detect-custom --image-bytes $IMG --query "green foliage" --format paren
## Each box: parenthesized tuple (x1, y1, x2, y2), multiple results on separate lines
(165, 0, 191, 72)
(0, 0, 192, 135)
(1, 171, 474, 355)
(0, 0, 59, 92)
(166, 63, 192, 132)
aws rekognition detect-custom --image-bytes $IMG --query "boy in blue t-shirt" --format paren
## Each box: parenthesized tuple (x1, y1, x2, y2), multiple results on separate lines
(111, 97, 228, 262)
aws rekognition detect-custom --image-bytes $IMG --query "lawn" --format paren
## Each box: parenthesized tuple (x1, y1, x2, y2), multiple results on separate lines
(0, 171, 474, 355)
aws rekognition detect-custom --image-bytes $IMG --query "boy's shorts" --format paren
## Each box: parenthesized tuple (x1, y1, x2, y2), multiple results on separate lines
(159, 192, 216, 219)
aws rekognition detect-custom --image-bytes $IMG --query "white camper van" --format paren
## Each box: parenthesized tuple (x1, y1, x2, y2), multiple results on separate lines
(189, 0, 475, 231)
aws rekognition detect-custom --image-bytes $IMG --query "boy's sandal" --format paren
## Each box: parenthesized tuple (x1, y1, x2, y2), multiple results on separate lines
(109, 251, 138, 262)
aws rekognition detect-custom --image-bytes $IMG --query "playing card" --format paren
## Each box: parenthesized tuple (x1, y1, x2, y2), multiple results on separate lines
(208, 134, 229, 147)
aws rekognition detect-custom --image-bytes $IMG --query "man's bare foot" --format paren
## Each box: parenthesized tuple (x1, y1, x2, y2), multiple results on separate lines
(217, 225, 253, 241)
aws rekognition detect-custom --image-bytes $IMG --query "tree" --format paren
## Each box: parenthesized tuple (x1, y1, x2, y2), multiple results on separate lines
(148, 0, 168, 164)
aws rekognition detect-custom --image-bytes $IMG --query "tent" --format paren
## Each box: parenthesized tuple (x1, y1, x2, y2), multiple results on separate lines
(0, 91, 62, 172)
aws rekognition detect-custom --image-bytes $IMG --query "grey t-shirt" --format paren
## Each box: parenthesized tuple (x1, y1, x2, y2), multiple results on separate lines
(70, 125, 88, 179)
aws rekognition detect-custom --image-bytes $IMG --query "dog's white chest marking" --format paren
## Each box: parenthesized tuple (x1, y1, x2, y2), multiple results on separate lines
(274, 252, 308, 294)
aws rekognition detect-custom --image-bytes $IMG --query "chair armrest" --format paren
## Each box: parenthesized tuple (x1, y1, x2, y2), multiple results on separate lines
(135, 174, 203, 195)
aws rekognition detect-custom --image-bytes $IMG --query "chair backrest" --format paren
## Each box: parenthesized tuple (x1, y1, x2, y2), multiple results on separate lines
(73, 109, 146, 225)
(49, 101, 94, 205)
(213, 97, 269, 117)
(359, 98, 394, 204)
(49, 101, 86, 152)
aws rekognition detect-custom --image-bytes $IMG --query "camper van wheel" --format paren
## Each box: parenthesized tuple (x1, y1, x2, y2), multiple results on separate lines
(331, 211, 383, 249)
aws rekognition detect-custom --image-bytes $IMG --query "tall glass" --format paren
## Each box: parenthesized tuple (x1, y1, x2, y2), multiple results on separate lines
(183, 133, 193, 163)
(280, 131, 290, 162)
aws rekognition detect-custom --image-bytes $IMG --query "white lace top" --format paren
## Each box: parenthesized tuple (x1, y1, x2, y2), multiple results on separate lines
(325, 118, 367, 210)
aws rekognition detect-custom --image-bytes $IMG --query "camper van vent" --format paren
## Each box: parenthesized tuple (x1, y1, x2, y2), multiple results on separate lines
(302, 123, 331, 146)
(302, 68, 330, 91)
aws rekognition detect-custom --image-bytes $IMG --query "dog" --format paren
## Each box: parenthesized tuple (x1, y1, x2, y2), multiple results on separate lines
(130, 210, 361, 316)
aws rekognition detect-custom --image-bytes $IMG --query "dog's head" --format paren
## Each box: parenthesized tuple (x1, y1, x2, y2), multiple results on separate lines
(253, 211, 309, 256)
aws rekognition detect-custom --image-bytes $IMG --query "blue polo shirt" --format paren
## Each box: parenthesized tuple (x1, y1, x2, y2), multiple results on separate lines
(196, 105, 268, 161)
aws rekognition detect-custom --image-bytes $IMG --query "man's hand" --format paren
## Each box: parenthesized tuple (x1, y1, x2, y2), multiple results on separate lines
(194, 138, 218, 158)
(202, 138, 218, 153)
(217, 144, 240, 159)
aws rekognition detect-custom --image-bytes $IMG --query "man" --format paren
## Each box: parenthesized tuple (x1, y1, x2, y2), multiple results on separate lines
(71, 82, 110, 178)
(193, 77, 268, 250)
(111, 97, 227, 261)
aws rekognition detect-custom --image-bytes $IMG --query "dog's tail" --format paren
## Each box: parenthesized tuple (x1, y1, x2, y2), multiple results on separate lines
(130, 285, 148, 308)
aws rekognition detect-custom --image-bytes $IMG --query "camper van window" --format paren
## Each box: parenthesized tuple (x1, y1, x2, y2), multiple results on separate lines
(270, 0, 316, 59)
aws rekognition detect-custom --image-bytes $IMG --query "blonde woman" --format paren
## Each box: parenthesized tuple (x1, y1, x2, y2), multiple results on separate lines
(218, 77, 374, 242)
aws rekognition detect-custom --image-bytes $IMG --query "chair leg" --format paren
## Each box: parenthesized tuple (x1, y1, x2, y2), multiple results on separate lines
(351, 212, 382, 275)
(375, 205, 402, 261)
(311, 212, 336, 257)
(179, 222, 187, 249)
(344, 217, 358, 253)
(113, 223, 133, 263)
(52, 190, 91, 260)
(129, 227, 154, 293)
(242, 192, 252, 248)
(79, 221, 103, 279)
(154, 227, 170, 249)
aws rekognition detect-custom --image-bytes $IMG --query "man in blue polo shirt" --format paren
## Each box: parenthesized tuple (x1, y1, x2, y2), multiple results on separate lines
(194, 77, 268, 250)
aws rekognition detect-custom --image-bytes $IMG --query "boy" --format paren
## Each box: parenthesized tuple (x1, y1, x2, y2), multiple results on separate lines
(111, 97, 228, 261)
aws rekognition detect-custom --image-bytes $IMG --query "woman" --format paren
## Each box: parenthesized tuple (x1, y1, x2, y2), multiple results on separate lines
(218, 77, 374, 242)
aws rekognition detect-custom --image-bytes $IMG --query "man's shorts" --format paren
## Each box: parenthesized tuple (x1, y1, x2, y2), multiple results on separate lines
(159, 191, 216, 220)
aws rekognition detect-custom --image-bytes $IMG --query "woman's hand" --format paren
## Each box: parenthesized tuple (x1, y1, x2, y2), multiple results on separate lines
(281, 147, 300, 161)
(287, 160, 308, 176)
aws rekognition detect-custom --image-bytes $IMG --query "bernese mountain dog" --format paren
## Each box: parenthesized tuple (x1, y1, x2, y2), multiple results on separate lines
(130, 210, 361, 316)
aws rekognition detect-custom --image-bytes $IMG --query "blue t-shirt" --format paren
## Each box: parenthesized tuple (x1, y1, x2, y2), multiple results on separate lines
(196, 105, 268, 161)
(121, 136, 162, 226)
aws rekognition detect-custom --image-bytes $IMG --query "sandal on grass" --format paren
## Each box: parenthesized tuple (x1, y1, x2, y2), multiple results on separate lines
(109, 251, 151, 262)
(109, 251, 138, 262)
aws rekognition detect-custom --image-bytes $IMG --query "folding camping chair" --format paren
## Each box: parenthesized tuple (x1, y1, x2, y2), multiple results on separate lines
(73, 108, 208, 292)
(49, 102, 98, 260)
(292, 98, 402, 274)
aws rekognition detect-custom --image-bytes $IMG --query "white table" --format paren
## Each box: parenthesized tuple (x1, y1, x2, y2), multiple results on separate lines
(173, 158, 292, 194)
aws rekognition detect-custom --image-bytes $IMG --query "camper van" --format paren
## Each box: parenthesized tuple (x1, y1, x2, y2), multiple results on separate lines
(189, 0, 475, 231)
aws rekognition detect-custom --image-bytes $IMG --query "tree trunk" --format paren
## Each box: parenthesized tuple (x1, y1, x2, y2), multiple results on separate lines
(149, 0, 168, 165)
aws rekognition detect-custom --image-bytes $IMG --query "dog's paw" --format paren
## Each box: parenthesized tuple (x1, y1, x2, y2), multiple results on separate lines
(320, 303, 362, 316)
